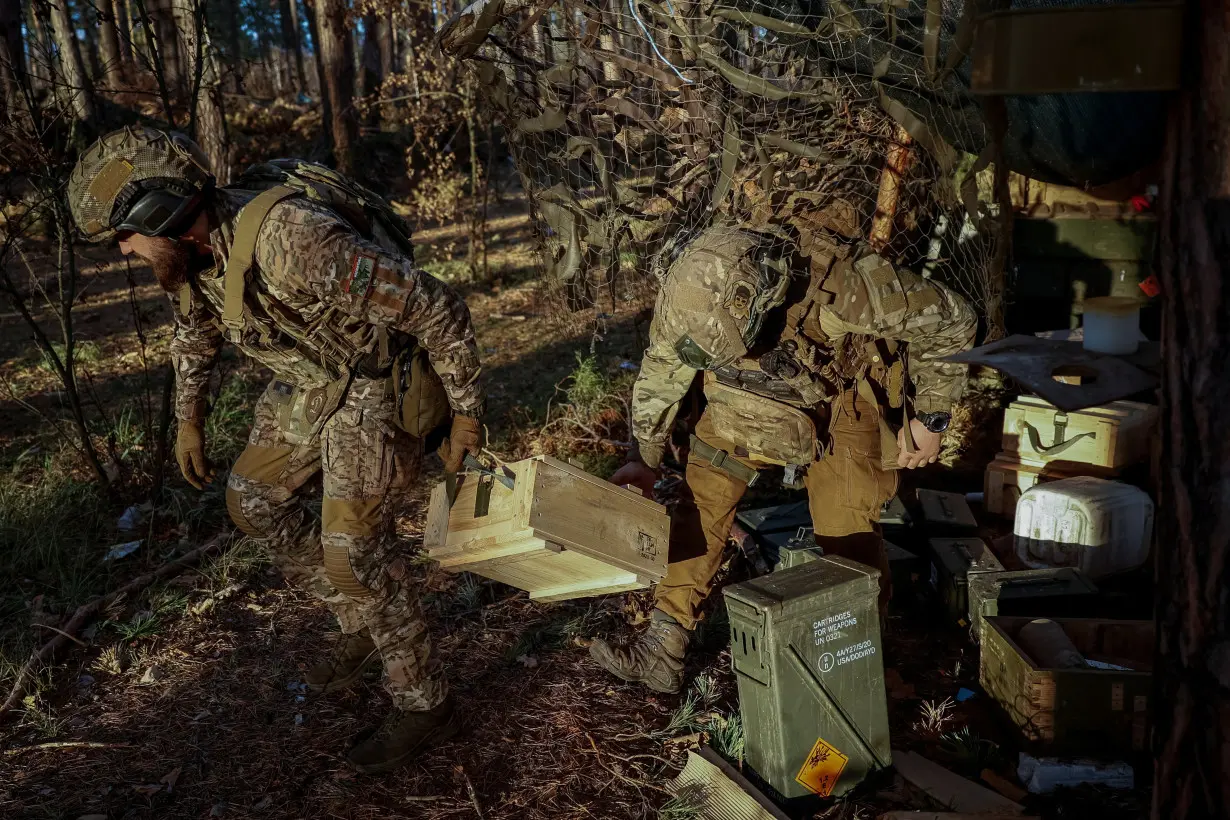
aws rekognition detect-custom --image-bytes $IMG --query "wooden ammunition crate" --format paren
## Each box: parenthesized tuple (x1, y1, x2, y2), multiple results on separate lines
(423, 456, 670, 602)
(984, 455, 1112, 518)
(1002, 396, 1157, 471)
(980, 616, 1153, 755)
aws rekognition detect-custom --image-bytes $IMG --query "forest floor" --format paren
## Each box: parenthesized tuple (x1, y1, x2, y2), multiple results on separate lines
(0, 132, 1153, 819)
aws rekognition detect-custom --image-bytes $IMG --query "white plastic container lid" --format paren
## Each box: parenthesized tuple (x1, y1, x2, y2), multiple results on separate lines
(1083, 296, 1143, 356)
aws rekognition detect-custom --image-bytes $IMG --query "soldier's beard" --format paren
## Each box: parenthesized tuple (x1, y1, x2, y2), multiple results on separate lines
(144, 239, 192, 293)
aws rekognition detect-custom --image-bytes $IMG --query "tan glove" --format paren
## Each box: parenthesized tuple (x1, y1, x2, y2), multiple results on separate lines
(175, 419, 215, 490)
(438, 414, 482, 473)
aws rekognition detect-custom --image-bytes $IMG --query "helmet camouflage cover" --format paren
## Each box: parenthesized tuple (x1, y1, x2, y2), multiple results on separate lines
(656, 226, 792, 370)
(68, 126, 214, 243)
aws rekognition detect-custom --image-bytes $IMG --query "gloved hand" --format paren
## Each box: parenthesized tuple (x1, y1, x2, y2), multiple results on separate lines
(609, 460, 659, 500)
(175, 419, 215, 489)
(438, 414, 482, 473)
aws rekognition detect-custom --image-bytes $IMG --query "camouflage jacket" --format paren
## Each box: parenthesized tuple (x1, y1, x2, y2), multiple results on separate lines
(169, 187, 484, 422)
(631, 241, 976, 468)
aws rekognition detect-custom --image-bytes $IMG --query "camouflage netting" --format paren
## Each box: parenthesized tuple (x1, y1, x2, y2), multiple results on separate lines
(439, 0, 1009, 322)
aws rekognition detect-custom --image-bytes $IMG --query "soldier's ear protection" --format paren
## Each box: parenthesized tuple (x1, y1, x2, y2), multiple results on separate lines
(111, 177, 211, 238)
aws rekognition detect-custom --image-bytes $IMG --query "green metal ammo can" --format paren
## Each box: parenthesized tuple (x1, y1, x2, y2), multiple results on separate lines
(929, 538, 1005, 625)
(724, 556, 892, 800)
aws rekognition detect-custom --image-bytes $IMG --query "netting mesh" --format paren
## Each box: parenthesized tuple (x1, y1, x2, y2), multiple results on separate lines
(441, 0, 1005, 323)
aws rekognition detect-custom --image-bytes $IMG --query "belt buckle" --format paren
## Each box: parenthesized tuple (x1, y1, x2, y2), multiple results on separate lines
(746, 469, 760, 488)
(709, 449, 727, 469)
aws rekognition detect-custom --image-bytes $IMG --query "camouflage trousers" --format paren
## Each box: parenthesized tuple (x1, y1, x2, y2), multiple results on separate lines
(655, 388, 899, 628)
(226, 377, 446, 711)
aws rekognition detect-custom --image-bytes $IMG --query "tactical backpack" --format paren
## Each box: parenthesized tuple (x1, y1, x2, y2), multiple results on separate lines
(218, 160, 451, 440)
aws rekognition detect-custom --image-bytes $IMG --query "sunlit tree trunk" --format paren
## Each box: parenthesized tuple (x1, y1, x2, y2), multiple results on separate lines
(303, 0, 332, 140)
(378, 13, 394, 76)
(48, 0, 97, 124)
(171, 0, 230, 181)
(145, 0, 183, 93)
(1151, 0, 1230, 815)
(99, 0, 125, 86)
(318, 0, 356, 174)
(280, 0, 306, 92)
(113, 0, 134, 72)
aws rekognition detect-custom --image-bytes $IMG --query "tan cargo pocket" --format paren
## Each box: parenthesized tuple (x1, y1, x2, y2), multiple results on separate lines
(702, 379, 818, 465)
(395, 346, 452, 438)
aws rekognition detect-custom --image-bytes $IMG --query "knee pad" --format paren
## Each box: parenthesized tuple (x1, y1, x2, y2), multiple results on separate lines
(321, 497, 385, 600)
(323, 541, 374, 599)
(226, 483, 265, 537)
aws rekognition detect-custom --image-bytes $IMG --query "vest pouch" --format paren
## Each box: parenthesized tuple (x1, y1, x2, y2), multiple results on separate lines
(702, 376, 818, 466)
(394, 346, 452, 440)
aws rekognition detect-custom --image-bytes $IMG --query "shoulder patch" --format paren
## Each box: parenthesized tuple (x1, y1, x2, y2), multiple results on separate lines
(344, 253, 377, 299)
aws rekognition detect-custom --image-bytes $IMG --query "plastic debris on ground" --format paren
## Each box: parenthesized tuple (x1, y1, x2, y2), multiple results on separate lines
(117, 504, 145, 532)
(102, 540, 142, 562)
(1017, 753, 1134, 793)
(955, 687, 977, 702)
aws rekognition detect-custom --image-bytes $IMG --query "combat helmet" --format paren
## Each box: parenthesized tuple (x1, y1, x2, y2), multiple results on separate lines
(656, 225, 792, 370)
(68, 126, 214, 243)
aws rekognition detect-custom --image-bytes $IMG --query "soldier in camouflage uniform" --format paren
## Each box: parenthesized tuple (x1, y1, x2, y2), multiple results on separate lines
(591, 222, 976, 693)
(69, 127, 484, 772)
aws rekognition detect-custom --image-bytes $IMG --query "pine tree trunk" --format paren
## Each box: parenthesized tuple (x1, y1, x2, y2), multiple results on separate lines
(1152, 0, 1230, 814)
(378, 14, 394, 78)
(99, 0, 125, 86)
(25, 2, 51, 96)
(113, 0, 134, 71)
(360, 12, 382, 103)
(303, 0, 332, 144)
(147, 0, 182, 93)
(281, 0, 306, 92)
(318, 0, 356, 174)
(48, 0, 96, 124)
(171, 0, 229, 182)
(80, 4, 103, 80)
(222, 0, 242, 92)
(0, 0, 26, 119)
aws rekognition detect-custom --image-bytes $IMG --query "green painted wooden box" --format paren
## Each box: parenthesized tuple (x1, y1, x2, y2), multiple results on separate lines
(980, 616, 1153, 755)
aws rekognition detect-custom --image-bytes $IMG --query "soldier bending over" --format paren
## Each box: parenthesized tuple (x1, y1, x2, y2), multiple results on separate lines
(591, 222, 976, 693)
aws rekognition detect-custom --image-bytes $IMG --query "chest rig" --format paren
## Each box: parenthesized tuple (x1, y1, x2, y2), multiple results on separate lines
(712, 235, 908, 413)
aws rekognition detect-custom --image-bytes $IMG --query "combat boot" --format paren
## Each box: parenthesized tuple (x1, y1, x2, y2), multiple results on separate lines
(589, 612, 690, 694)
(305, 631, 379, 694)
(346, 696, 462, 774)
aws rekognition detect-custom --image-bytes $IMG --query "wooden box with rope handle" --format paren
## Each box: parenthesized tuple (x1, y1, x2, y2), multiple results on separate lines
(423, 455, 670, 602)
(1000, 396, 1157, 472)
(986, 396, 1157, 518)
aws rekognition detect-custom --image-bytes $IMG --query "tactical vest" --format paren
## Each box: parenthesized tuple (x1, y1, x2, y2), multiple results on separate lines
(704, 233, 909, 470)
(712, 235, 907, 412)
(187, 160, 451, 440)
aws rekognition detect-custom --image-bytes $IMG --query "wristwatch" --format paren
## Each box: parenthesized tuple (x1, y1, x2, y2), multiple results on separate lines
(916, 411, 952, 434)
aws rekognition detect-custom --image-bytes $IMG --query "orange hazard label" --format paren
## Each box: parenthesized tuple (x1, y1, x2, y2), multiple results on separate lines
(795, 736, 850, 797)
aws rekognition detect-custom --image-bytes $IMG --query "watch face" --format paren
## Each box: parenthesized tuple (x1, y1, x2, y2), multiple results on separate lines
(925, 413, 951, 433)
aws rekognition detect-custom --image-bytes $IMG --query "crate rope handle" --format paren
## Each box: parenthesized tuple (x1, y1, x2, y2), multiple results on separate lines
(1019, 419, 1096, 457)
(444, 454, 516, 507)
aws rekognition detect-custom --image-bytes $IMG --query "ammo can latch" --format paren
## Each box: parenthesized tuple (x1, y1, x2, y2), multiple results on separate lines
(726, 598, 771, 686)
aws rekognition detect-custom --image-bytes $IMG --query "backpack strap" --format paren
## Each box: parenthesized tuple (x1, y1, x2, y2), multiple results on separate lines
(223, 185, 301, 333)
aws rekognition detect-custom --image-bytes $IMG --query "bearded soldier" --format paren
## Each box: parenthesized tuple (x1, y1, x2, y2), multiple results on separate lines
(69, 127, 484, 772)
(590, 223, 977, 693)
